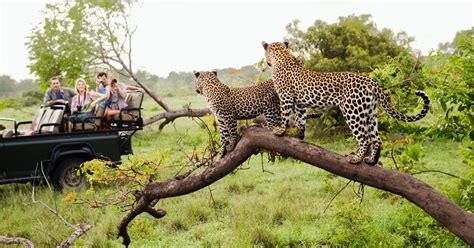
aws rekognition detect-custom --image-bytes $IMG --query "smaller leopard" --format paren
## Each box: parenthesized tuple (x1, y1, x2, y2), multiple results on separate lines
(194, 70, 281, 157)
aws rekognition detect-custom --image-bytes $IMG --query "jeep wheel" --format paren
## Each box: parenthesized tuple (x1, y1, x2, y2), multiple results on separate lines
(53, 158, 88, 190)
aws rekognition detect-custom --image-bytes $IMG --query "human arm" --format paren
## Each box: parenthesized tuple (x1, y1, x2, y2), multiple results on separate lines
(91, 86, 110, 108)
(43, 89, 65, 106)
(71, 96, 78, 113)
(125, 84, 143, 91)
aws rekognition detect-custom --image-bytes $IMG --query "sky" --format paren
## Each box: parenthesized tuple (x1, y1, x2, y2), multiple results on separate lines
(0, 0, 472, 81)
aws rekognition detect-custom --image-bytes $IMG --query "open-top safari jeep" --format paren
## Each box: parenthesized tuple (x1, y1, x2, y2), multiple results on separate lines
(0, 90, 144, 190)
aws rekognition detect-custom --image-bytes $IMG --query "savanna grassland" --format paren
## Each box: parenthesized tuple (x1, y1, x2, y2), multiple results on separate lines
(0, 92, 471, 247)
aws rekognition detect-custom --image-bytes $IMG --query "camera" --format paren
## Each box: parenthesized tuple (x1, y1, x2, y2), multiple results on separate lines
(77, 105, 82, 112)
(99, 81, 104, 85)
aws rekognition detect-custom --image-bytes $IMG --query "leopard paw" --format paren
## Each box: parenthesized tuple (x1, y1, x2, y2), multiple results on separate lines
(363, 156, 379, 165)
(272, 127, 286, 136)
(346, 153, 363, 164)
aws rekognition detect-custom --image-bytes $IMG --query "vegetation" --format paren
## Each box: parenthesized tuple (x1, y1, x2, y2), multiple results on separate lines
(0, 98, 470, 246)
(285, 14, 413, 73)
(1, 1, 473, 245)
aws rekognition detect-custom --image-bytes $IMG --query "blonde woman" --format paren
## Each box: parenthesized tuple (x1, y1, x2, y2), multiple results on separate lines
(68, 79, 96, 131)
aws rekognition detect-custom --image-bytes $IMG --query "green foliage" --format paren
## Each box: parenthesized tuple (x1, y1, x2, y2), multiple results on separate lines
(370, 55, 429, 133)
(26, 0, 128, 90)
(286, 14, 413, 72)
(451, 141, 474, 212)
(382, 136, 426, 173)
(423, 28, 473, 141)
(26, 1, 93, 90)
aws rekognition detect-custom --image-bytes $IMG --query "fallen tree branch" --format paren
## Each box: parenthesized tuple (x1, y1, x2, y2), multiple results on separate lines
(25, 183, 92, 247)
(0, 236, 34, 248)
(117, 126, 474, 246)
(57, 224, 92, 248)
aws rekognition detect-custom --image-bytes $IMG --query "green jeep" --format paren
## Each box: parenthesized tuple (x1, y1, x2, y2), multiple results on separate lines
(0, 91, 144, 190)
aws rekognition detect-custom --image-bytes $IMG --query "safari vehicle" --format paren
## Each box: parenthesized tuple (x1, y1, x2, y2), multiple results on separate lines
(0, 90, 144, 190)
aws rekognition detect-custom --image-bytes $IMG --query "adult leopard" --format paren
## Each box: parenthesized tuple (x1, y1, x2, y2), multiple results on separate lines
(194, 70, 281, 157)
(262, 41, 430, 165)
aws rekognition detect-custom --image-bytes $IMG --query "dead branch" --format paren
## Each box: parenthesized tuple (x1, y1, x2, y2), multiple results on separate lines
(57, 224, 92, 248)
(116, 126, 474, 247)
(0, 236, 34, 248)
(143, 108, 212, 128)
(26, 184, 92, 248)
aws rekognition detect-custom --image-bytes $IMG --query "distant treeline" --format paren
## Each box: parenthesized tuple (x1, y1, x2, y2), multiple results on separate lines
(118, 65, 271, 96)
(0, 75, 38, 98)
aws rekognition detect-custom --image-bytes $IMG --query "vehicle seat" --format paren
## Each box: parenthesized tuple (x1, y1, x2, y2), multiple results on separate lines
(1, 129, 13, 138)
(72, 104, 105, 131)
(36, 108, 64, 134)
(111, 90, 144, 123)
(16, 108, 46, 135)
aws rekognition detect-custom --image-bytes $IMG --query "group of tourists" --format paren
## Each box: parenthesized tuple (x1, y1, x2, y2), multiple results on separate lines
(42, 72, 142, 132)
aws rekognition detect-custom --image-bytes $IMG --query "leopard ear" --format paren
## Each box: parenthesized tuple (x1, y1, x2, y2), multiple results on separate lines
(283, 41, 289, 48)
(262, 41, 269, 51)
(193, 71, 200, 78)
(212, 69, 218, 76)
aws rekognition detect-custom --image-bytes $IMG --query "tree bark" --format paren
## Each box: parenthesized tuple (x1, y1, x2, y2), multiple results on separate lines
(118, 126, 474, 246)
(0, 236, 34, 248)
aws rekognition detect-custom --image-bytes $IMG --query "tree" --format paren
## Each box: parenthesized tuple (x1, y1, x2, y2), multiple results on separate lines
(26, 1, 95, 90)
(0, 75, 16, 97)
(285, 14, 414, 73)
(424, 27, 473, 140)
(26, 0, 211, 127)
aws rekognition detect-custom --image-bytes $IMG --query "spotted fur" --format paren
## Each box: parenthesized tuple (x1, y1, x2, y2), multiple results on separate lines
(262, 41, 430, 165)
(194, 70, 281, 156)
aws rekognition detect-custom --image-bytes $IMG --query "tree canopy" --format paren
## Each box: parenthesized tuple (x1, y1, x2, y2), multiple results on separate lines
(26, 0, 129, 90)
(285, 14, 414, 72)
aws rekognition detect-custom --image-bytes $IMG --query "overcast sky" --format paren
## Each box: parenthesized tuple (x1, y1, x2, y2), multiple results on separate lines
(0, 0, 472, 81)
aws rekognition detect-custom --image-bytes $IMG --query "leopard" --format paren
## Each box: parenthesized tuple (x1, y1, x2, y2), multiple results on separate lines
(261, 41, 430, 165)
(194, 70, 282, 157)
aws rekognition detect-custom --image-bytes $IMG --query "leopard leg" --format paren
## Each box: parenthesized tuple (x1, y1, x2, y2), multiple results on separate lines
(342, 102, 370, 164)
(364, 102, 382, 165)
(294, 103, 307, 140)
(263, 107, 281, 129)
(217, 117, 230, 158)
(273, 93, 293, 136)
(226, 120, 238, 153)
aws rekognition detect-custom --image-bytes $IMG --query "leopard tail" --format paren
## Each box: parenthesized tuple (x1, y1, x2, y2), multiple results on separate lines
(375, 87, 430, 122)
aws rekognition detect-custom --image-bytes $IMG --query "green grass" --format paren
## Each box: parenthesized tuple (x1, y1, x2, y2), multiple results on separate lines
(0, 94, 470, 247)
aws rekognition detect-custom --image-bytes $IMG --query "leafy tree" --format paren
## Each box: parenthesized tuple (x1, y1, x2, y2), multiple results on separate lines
(26, 0, 128, 90)
(26, 1, 93, 90)
(285, 14, 414, 72)
(424, 28, 473, 141)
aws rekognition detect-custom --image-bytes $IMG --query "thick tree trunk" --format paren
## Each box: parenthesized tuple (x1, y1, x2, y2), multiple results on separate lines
(118, 126, 474, 246)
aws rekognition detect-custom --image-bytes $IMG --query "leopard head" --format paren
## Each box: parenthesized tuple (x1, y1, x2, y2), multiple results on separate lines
(194, 69, 218, 96)
(261, 41, 289, 67)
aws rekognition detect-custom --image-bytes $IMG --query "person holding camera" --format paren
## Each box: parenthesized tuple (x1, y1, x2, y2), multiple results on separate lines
(91, 77, 128, 122)
(95, 72, 143, 94)
(68, 78, 97, 132)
